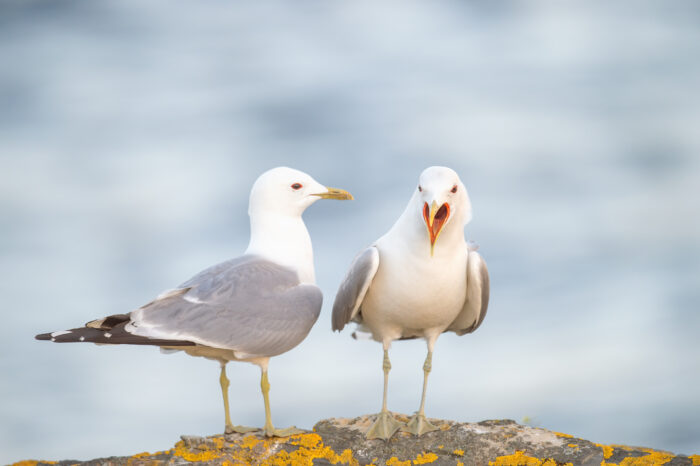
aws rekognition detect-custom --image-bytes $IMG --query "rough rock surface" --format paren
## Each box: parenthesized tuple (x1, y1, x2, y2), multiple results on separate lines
(15, 414, 700, 466)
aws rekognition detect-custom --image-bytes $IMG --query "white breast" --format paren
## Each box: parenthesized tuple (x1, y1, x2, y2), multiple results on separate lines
(360, 237, 468, 342)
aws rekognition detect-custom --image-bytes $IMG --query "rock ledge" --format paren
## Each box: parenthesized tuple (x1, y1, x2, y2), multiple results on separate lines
(15, 414, 700, 466)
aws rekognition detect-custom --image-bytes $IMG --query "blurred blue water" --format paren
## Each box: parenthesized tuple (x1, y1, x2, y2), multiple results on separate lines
(1, 0, 699, 462)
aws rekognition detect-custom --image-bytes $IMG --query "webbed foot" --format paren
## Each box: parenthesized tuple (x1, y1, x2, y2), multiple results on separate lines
(366, 411, 403, 440)
(262, 425, 306, 438)
(225, 424, 258, 435)
(401, 413, 439, 436)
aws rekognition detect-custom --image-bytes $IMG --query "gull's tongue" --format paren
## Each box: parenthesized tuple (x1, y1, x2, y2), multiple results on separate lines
(423, 202, 450, 243)
(432, 204, 449, 238)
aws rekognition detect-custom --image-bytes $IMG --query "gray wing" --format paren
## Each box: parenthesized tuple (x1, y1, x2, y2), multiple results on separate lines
(448, 250, 490, 335)
(332, 247, 380, 331)
(125, 255, 322, 358)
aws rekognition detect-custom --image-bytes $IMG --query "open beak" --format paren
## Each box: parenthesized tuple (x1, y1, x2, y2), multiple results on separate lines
(313, 187, 354, 200)
(423, 200, 450, 256)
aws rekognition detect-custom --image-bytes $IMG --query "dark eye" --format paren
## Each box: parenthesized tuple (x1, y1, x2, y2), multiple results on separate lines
(291, 183, 303, 190)
(451, 185, 458, 193)
(418, 185, 422, 192)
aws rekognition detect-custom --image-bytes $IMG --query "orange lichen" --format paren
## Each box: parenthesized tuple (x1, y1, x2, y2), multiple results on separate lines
(290, 433, 321, 449)
(454, 449, 465, 456)
(599, 446, 676, 466)
(567, 444, 579, 449)
(414, 452, 438, 464)
(172, 440, 226, 462)
(488, 450, 573, 466)
(336, 449, 356, 464)
(386, 457, 412, 466)
(165, 432, 358, 465)
(126, 449, 169, 466)
(619, 452, 673, 465)
(553, 432, 574, 439)
(240, 434, 263, 449)
(272, 433, 356, 465)
(595, 444, 615, 459)
(690, 454, 700, 466)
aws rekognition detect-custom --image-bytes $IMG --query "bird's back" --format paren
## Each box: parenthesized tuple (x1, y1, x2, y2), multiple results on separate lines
(128, 255, 323, 359)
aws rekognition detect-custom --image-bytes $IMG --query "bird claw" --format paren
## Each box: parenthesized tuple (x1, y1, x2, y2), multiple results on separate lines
(225, 424, 258, 435)
(401, 413, 439, 436)
(366, 411, 403, 440)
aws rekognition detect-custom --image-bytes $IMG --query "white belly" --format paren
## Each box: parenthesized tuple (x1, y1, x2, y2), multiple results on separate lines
(361, 246, 467, 343)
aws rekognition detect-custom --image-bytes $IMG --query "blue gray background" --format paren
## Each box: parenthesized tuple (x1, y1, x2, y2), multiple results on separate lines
(1, 1, 699, 463)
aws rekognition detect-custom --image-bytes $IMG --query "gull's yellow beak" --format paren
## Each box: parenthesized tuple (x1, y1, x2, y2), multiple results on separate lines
(313, 187, 354, 200)
(423, 200, 450, 256)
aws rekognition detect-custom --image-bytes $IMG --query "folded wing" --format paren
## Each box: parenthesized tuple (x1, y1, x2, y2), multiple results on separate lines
(127, 255, 322, 358)
(331, 247, 380, 331)
(37, 255, 323, 359)
(448, 250, 490, 335)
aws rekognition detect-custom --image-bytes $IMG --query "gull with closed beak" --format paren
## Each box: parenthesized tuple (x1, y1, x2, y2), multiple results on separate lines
(36, 166, 352, 437)
(332, 166, 489, 440)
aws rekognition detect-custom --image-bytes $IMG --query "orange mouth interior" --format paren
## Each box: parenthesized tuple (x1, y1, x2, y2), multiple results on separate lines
(423, 202, 450, 245)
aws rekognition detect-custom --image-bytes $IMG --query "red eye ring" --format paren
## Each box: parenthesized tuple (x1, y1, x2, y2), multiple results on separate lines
(451, 185, 458, 193)
(291, 183, 303, 190)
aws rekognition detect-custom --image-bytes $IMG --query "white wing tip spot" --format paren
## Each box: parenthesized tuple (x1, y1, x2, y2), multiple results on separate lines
(183, 295, 204, 304)
(104, 332, 112, 338)
(79, 336, 85, 341)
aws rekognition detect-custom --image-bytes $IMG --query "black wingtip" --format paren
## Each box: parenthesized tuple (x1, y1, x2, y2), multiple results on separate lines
(35, 332, 51, 341)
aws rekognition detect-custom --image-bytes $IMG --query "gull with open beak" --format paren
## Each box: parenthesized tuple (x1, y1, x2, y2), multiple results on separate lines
(36, 167, 352, 438)
(332, 166, 489, 440)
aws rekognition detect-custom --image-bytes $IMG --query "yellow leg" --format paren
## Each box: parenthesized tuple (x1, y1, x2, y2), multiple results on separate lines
(220, 365, 233, 430)
(402, 350, 439, 436)
(259, 368, 304, 438)
(261, 370, 274, 433)
(219, 364, 256, 435)
(366, 348, 403, 440)
(418, 351, 432, 415)
(381, 348, 390, 412)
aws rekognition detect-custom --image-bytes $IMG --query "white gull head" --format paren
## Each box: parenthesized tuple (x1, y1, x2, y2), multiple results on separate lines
(386, 166, 472, 257)
(245, 167, 352, 284)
